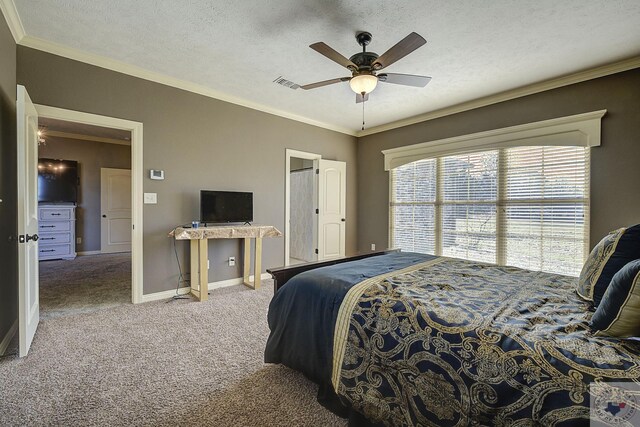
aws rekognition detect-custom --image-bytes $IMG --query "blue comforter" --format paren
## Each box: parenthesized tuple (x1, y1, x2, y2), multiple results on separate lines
(264, 252, 434, 384)
(265, 253, 640, 425)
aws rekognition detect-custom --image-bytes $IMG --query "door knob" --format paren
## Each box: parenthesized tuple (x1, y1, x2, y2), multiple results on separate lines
(102, 215, 107, 218)
(22, 233, 38, 242)
(341, 218, 346, 222)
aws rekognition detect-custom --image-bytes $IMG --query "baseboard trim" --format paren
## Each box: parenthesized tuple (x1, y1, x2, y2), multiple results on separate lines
(139, 273, 272, 303)
(141, 287, 190, 303)
(208, 273, 272, 290)
(77, 250, 102, 256)
(0, 320, 18, 356)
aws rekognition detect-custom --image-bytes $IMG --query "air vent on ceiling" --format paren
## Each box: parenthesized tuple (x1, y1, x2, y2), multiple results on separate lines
(273, 76, 300, 90)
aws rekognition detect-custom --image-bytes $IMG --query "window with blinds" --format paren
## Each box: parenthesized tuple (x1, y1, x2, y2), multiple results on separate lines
(441, 151, 498, 263)
(390, 158, 437, 254)
(390, 145, 590, 276)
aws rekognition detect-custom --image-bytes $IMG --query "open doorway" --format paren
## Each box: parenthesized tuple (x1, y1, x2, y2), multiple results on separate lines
(284, 149, 347, 266)
(289, 157, 315, 265)
(285, 150, 321, 266)
(16, 94, 143, 356)
(36, 117, 132, 319)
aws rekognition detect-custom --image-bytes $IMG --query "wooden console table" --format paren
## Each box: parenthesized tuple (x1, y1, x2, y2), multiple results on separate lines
(171, 225, 282, 301)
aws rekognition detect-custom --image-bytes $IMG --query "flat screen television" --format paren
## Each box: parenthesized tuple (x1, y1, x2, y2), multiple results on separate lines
(38, 158, 78, 203)
(200, 190, 253, 224)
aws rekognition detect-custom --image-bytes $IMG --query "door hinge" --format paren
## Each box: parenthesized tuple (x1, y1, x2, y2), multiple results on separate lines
(316, 168, 319, 174)
(315, 208, 319, 214)
(315, 248, 318, 254)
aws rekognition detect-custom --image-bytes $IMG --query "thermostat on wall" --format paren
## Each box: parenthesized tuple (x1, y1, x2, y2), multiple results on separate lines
(150, 170, 164, 180)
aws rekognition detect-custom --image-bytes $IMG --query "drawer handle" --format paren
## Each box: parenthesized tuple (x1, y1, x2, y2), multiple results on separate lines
(51, 213, 61, 216)
(40, 249, 56, 253)
(41, 225, 56, 228)
(41, 237, 56, 240)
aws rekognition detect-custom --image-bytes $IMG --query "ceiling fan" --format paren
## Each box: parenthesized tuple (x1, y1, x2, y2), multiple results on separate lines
(301, 31, 431, 103)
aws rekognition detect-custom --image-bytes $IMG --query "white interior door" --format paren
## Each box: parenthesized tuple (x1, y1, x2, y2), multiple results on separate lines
(315, 159, 346, 260)
(17, 85, 39, 357)
(101, 168, 132, 253)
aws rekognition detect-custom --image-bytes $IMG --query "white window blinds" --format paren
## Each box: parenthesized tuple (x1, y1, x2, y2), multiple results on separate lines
(390, 159, 437, 254)
(501, 146, 589, 276)
(390, 146, 590, 276)
(441, 151, 498, 263)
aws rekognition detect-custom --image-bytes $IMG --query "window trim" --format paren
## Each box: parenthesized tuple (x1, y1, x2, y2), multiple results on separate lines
(382, 110, 606, 171)
(386, 111, 603, 269)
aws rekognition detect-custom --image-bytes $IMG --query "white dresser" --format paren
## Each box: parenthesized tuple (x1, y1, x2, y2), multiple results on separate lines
(38, 204, 77, 261)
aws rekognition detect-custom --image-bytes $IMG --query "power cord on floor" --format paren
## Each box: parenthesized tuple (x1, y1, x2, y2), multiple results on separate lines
(168, 226, 190, 302)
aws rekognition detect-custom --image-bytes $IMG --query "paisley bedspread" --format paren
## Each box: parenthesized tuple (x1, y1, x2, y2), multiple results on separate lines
(332, 257, 640, 426)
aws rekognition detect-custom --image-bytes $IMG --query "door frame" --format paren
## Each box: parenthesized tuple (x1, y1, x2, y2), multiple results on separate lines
(284, 149, 321, 267)
(35, 104, 144, 304)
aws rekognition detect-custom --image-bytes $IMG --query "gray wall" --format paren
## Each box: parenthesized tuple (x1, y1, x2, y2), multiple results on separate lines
(290, 157, 313, 171)
(38, 137, 132, 252)
(0, 16, 17, 345)
(357, 68, 640, 253)
(17, 46, 358, 295)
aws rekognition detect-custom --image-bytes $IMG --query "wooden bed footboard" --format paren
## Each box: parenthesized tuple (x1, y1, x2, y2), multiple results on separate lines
(267, 249, 400, 292)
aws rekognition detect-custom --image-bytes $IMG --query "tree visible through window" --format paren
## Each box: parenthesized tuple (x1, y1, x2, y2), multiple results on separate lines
(390, 146, 589, 276)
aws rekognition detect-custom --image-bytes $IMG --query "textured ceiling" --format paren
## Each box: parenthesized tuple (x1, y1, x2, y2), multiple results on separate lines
(14, 0, 640, 134)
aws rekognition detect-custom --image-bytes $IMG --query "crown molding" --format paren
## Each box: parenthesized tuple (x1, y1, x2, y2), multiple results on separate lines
(18, 34, 357, 137)
(357, 56, 640, 137)
(0, 0, 25, 43)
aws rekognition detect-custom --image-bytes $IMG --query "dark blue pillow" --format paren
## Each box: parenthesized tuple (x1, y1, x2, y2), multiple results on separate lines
(577, 224, 640, 307)
(591, 260, 640, 337)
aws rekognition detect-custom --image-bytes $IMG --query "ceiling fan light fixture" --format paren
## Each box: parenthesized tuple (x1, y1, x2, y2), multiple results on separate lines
(349, 74, 378, 95)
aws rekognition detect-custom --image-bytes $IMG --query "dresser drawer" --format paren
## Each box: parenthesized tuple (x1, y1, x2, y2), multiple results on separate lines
(38, 233, 71, 245)
(39, 221, 72, 233)
(40, 208, 73, 221)
(39, 244, 72, 257)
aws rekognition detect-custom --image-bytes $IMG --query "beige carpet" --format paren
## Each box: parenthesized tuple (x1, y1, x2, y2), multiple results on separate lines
(39, 253, 132, 320)
(0, 279, 346, 426)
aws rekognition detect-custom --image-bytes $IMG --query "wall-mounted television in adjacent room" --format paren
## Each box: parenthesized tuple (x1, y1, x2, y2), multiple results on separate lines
(200, 190, 253, 224)
(37, 158, 79, 203)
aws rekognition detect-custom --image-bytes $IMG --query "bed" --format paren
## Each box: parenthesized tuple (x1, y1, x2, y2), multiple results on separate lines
(265, 251, 640, 426)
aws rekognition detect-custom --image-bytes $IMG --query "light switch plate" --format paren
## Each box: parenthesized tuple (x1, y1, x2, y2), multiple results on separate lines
(144, 193, 157, 204)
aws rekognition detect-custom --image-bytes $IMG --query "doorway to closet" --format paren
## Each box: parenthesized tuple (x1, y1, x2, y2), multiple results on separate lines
(284, 149, 347, 267)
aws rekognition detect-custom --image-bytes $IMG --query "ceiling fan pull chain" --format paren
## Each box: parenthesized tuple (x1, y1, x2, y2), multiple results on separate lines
(362, 93, 366, 130)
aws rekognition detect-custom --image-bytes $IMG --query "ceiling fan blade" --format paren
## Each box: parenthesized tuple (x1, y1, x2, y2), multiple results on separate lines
(372, 32, 426, 70)
(310, 42, 358, 70)
(356, 92, 369, 103)
(378, 73, 432, 87)
(300, 77, 351, 90)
